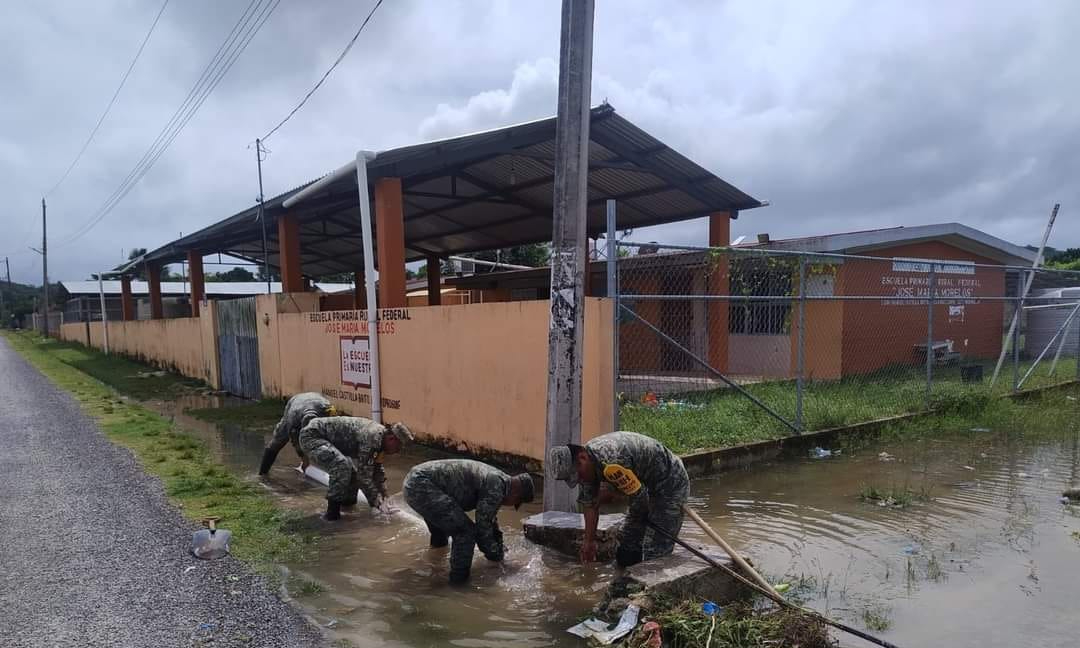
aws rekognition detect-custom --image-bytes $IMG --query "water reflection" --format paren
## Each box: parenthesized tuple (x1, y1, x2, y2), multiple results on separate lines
(152, 393, 1080, 648)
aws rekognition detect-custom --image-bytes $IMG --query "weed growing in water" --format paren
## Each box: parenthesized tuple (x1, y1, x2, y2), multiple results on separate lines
(859, 483, 933, 508)
(861, 605, 893, 632)
(294, 579, 324, 597)
(926, 553, 945, 582)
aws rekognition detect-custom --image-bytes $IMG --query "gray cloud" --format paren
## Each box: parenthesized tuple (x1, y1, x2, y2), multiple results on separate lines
(1, 0, 1077, 284)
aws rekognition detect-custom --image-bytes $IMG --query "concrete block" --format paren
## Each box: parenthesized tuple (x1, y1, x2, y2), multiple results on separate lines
(603, 545, 750, 614)
(522, 511, 625, 561)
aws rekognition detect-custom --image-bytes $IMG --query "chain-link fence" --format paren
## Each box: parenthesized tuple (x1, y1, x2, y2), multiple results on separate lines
(610, 241, 1080, 452)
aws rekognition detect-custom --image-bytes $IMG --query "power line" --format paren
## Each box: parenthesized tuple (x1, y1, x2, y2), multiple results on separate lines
(260, 0, 385, 142)
(56, 0, 281, 247)
(46, 0, 171, 197)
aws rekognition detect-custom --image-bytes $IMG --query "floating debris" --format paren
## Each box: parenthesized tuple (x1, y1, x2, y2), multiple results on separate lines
(878, 452, 896, 462)
(971, 427, 991, 433)
(962, 465, 976, 471)
(809, 447, 833, 459)
(567, 604, 640, 644)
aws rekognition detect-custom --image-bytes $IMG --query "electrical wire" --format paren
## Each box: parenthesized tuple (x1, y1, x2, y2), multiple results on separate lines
(56, 0, 281, 247)
(46, 0, 171, 197)
(260, 0, 384, 142)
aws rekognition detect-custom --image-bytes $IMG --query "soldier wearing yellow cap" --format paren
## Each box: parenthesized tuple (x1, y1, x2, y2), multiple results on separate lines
(548, 431, 689, 567)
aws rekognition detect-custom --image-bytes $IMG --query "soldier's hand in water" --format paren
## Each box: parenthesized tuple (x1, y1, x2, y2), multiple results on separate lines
(375, 500, 398, 516)
(483, 542, 505, 562)
(579, 539, 598, 563)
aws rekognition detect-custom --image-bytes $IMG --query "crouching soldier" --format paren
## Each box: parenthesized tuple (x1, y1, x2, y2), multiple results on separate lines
(548, 431, 689, 567)
(403, 459, 534, 584)
(258, 392, 337, 475)
(298, 416, 413, 521)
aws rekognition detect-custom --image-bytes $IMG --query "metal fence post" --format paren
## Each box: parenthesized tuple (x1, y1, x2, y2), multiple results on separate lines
(925, 266, 935, 409)
(606, 199, 619, 431)
(1013, 286, 1024, 393)
(795, 256, 806, 431)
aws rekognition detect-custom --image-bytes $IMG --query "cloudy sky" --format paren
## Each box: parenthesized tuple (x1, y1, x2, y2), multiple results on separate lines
(2, 0, 1077, 284)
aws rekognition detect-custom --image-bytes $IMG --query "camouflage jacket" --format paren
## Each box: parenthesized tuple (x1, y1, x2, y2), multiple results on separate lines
(404, 459, 510, 555)
(577, 431, 687, 507)
(301, 416, 388, 500)
(266, 392, 334, 458)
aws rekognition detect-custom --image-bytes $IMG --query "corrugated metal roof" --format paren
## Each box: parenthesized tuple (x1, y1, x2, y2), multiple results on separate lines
(135, 105, 763, 277)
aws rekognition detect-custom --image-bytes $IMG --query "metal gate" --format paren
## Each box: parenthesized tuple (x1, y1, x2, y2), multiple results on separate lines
(216, 297, 261, 399)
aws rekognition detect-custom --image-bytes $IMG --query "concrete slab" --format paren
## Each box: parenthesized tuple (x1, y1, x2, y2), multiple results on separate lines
(597, 545, 751, 617)
(521, 511, 625, 561)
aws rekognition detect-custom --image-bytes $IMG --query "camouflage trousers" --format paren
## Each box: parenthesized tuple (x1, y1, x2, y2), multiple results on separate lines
(403, 476, 487, 579)
(617, 472, 690, 567)
(299, 437, 359, 505)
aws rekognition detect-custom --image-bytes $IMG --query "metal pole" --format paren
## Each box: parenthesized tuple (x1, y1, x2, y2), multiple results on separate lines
(256, 138, 272, 294)
(355, 150, 382, 423)
(544, 0, 595, 512)
(991, 203, 1059, 388)
(5, 256, 10, 285)
(606, 199, 619, 432)
(41, 198, 49, 337)
(1013, 289, 1024, 392)
(796, 257, 806, 430)
(925, 266, 935, 409)
(1076, 307, 1080, 381)
(621, 304, 800, 434)
(1048, 303, 1077, 376)
(98, 273, 110, 354)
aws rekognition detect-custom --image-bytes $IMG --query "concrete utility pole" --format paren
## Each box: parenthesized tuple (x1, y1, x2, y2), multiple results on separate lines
(31, 198, 51, 336)
(256, 138, 272, 294)
(543, 0, 595, 512)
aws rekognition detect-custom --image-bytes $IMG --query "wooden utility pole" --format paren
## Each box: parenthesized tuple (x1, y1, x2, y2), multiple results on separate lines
(544, 0, 595, 511)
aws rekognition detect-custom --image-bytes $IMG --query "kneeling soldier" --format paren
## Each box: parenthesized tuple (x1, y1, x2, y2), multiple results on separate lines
(258, 392, 337, 475)
(298, 416, 413, 521)
(548, 431, 689, 567)
(403, 459, 534, 584)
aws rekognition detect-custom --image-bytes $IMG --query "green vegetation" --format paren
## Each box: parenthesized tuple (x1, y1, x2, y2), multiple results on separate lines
(859, 483, 933, 508)
(187, 398, 286, 432)
(627, 598, 830, 648)
(623, 359, 1079, 454)
(2, 331, 317, 572)
(861, 605, 893, 632)
(293, 578, 325, 597)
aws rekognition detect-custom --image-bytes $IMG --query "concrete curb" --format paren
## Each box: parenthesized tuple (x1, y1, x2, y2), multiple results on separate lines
(679, 380, 1079, 478)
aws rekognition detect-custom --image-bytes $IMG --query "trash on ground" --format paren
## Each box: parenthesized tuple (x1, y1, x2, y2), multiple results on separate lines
(1067, 396, 1077, 401)
(567, 604, 640, 644)
(1017, 472, 1030, 479)
(900, 544, 922, 556)
(658, 400, 704, 411)
(192, 517, 231, 560)
(878, 452, 896, 462)
(970, 427, 991, 433)
(135, 370, 168, 378)
(638, 621, 662, 648)
(773, 583, 791, 594)
(809, 447, 833, 459)
(702, 601, 721, 616)
(962, 465, 976, 471)
(183, 566, 196, 574)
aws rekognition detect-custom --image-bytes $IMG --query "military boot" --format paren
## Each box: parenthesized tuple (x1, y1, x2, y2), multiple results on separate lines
(323, 500, 342, 521)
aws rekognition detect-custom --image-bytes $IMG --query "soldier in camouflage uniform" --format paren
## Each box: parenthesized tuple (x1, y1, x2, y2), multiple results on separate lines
(403, 459, 535, 584)
(548, 431, 689, 567)
(298, 416, 413, 521)
(258, 392, 337, 475)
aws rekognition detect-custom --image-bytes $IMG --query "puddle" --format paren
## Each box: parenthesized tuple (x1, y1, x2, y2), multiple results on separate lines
(149, 393, 1080, 647)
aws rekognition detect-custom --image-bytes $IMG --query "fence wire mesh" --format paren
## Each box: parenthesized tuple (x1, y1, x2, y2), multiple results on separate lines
(613, 241, 1080, 453)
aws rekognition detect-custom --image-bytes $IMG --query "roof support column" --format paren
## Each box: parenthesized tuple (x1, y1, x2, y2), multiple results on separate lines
(120, 276, 135, 321)
(187, 250, 205, 317)
(148, 264, 164, 320)
(426, 254, 441, 306)
(375, 177, 407, 308)
(278, 214, 304, 293)
(707, 211, 731, 372)
(353, 270, 367, 309)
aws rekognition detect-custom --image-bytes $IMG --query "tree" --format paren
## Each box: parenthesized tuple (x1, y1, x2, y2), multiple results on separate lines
(206, 267, 256, 282)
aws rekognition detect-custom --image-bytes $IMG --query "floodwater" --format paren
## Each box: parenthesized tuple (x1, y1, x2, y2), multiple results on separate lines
(151, 393, 1080, 648)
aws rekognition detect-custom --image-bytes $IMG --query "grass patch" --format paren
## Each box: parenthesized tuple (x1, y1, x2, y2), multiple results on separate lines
(861, 605, 893, 632)
(293, 578, 325, 597)
(622, 358, 1078, 454)
(186, 398, 286, 432)
(629, 598, 831, 648)
(7, 334, 203, 400)
(859, 483, 933, 509)
(2, 331, 316, 571)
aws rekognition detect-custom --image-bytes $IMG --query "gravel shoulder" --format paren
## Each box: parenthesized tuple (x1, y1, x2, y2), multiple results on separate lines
(0, 336, 325, 648)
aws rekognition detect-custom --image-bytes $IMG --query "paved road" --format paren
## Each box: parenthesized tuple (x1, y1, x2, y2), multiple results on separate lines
(0, 337, 325, 647)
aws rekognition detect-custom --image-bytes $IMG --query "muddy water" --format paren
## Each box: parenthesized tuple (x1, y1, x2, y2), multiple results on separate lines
(153, 394, 1080, 647)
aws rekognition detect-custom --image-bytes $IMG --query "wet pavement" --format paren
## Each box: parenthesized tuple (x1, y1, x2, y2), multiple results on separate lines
(154, 390, 1080, 648)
